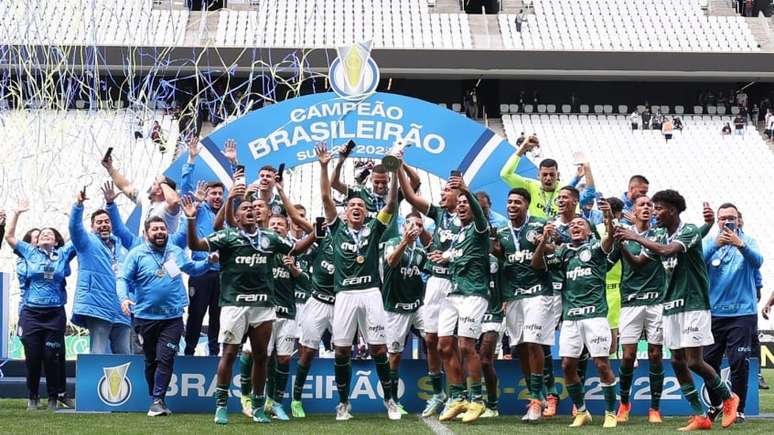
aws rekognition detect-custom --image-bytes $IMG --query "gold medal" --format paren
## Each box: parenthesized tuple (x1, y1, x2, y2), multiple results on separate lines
(356, 255, 365, 264)
(156, 269, 166, 277)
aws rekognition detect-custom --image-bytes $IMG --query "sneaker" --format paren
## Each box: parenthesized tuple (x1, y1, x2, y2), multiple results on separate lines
(56, 394, 75, 409)
(27, 398, 40, 411)
(396, 403, 408, 415)
(569, 410, 592, 428)
(240, 395, 253, 418)
(385, 399, 401, 421)
(603, 411, 617, 428)
(480, 407, 499, 418)
(461, 401, 485, 423)
(677, 415, 712, 431)
(438, 399, 468, 422)
(270, 401, 290, 421)
(252, 407, 271, 424)
(290, 400, 306, 418)
(47, 398, 57, 411)
(147, 399, 168, 417)
(571, 404, 578, 417)
(336, 402, 353, 421)
(647, 408, 663, 424)
(706, 406, 721, 422)
(759, 374, 770, 390)
(735, 412, 745, 423)
(524, 399, 542, 422)
(421, 393, 447, 417)
(721, 393, 739, 428)
(543, 395, 558, 418)
(616, 402, 631, 422)
(263, 397, 274, 414)
(214, 406, 229, 424)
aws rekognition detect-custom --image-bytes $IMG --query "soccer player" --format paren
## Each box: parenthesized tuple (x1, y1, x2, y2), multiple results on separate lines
(436, 174, 490, 424)
(532, 209, 618, 428)
(263, 214, 309, 420)
(382, 213, 428, 414)
(500, 136, 561, 218)
(615, 189, 740, 431)
(492, 187, 552, 422)
(117, 216, 211, 416)
(249, 165, 285, 216)
(478, 254, 505, 418)
(611, 194, 665, 424)
(182, 185, 315, 425)
(317, 142, 401, 421)
(397, 166, 459, 416)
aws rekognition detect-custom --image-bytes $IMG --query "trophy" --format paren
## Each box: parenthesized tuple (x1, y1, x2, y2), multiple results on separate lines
(382, 139, 409, 172)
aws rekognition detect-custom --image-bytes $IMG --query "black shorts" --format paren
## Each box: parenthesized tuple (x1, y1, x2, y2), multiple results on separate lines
(18, 306, 66, 338)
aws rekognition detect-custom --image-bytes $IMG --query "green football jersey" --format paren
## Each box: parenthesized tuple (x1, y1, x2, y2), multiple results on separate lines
(270, 249, 297, 320)
(448, 222, 491, 298)
(382, 237, 426, 313)
(424, 204, 461, 278)
(347, 184, 386, 213)
(556, 240, 612, 321)
(609, 227, 666, 307)
(496, 217, 551, 300)
(293, 249, 313, 304)
(207, 227, 293, 307)
(308, 235, 336, 303)
(483, 255, 505, 324)
(545, 252, 564, 296)
(645, 223, 710, 316)
(330, 216, 387, 292)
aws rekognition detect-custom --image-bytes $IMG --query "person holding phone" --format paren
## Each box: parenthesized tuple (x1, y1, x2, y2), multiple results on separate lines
(701, 203, 763, 423)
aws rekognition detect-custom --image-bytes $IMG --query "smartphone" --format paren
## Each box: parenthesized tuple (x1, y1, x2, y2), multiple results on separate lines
(276, 163, 286, 183)
(234, 165, 246, 185)
(450, 170, 462, 178)
(315, 217, 326, 238)
(724, 221, 736, 231)
(343, 140, 356, 156)
(489, 226, 497, 238)
(102, 147, 113, 162)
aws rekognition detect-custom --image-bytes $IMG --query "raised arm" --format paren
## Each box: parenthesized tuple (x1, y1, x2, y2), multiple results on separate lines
(397, 165, 430, 213)
(380, 165, 400, 217)
(177, 248, 211, 277)
(316, 143, 338, 223)
(615, 226, 683, 258)
(102, 182, 138, 249)
(402, 162, 422, 192)
(276, 182, 314, 234)
(290, 232, 317, 257)
(530, 226, 554, 270)
(451, 175, 487, 232)
(181, 196, 210, 252)
(3, 200, 30, 249)
(68, 191, 93, 252)
(181, 137, 200, 195)
(330, 146, 351, 195)
(157, 176, 181, 213)
(500, 137, 538, 188)
(597, 198, 614, 254)
(102, 155, 138, 202)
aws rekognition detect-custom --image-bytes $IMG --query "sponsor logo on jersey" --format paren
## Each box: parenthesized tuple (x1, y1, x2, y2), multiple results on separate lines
(236, 293, 269, 303)
(400, 265, 422, 278)
(682, 326, 700, 334)
(394, 299, 421, 311)
(515, 284, 543, 296)
(437, 229, 456, 243)
(567, 266, 593, 280)
(626, 291, 660, 302)
(507, 250, 534, 263)
(275, 305, 290, 315)
(663, 298, 685, 311)
(590, 335, 609, 344)
(319, 259, 335, 274)
(235, 254, 268, 266)
(342, 275, 373, 287)
(295, 290, 308, 300)
(341, 240, 369, 252)
(579, 249, 592, 262)
(524, 323, 542, 332)
(459, 316, 478, 324)
(567, 305, 596, 317)
(273, 267, 291, 279)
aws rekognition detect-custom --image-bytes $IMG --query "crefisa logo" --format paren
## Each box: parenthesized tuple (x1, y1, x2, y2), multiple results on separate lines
(329, 41, 380, 101)
(98, 362, 133, 406)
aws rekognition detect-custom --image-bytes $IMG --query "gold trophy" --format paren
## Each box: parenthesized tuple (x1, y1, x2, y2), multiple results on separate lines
(382, 139, 409, 172)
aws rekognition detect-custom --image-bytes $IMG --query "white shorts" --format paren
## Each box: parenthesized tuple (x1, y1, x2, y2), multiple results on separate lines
(549, 294, 562, 330)
(332, 288, 387, 347)
(619, 305, 664, 345)
(438, 294, 488, 339)
(298, 297, 334, 349)
(268, 318, 298, 356)
(505, 295, 555, 346)
(386, 310, 425, 353)
(559, 317, 612, 358)
(294, 301, 307, 336)
(423, 276, 453, 334)
(219, 305, 276, 345)
(481, 319, 505, 334)
(663, 310, 714, 350)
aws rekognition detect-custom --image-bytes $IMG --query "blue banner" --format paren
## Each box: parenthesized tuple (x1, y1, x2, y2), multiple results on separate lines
(75, 354, 758, 415)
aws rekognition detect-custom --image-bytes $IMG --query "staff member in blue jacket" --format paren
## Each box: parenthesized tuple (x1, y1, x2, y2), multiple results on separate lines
(702, 203, 764, 422)
(118, 215, 212, 416)
(4, 200, 76, 410)
(69, 188, 131, 354)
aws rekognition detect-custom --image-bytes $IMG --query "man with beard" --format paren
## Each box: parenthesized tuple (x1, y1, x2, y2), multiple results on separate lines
(69, 187, 131, 354)
(182, 184, 315, 425)
(118, 216, 211, 416)
(615, 190, 739, 431)
(492, 188, 552, 422)
(316, 143, 401, 421)
(397, 166, 460, 417)
(436, 175, 490, 424)
(500, 136, 561, 219)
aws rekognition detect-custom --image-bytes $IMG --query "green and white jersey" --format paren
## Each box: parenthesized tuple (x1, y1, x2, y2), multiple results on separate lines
(644, 223, 710, 316)
(206, 227, 293, 307)
(608, 226, 666, 307)
(555, 240, 612, 321)
(382, 237, 426, 314)
(309, 235, 336, 303)
(293, 249, 313, 304)
(496, 217, 551, 300)
(424, 204, 461, 278)
(483, 255, 505, 323)
(448, 221, 491, 298)
(330, 216, 388, 292)
(270, 246, 298, 319)
(545, 252, 564, 296)
(347, 184, 387, 214)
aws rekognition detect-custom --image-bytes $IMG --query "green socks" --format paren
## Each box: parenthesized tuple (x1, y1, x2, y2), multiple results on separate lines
(566, 383, 586, 412)
(529, 373, 543, 401)
(429, 372, 443, 396)
(389, 369, 400, 402)
(619, 364, 634, 405)
(449, 383, 466, 401)
(251, 393, 266, 411)
(680, 383, 705, 416)
(215, 385, 229, 407)
(469, 382, 483, 403)
(649, 364, 664, 410)
(543, 346, 558, 396)
(265, 355, 276, 401)
(239, 353, 253, 397)
(602, 382, 617, 413)
(334, 355, 351, 404)
(293, 363, 310, 401)
(274, 361, 290, 403)
(707, 375, 732, 401)
(373, 354, 392, 401)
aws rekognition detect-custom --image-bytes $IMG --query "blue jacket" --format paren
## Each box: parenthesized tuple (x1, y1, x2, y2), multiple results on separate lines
(69, 204, 131, 327)
(117, 242, 210, 320)
(14, 241, 76, 308)
(179, 162, 223, 270)
(702, 230, 764, 317)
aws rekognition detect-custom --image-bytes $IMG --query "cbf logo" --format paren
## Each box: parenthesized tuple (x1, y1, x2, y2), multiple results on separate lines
(97, 362, 132, 406)
(329, 41, 380, 101)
